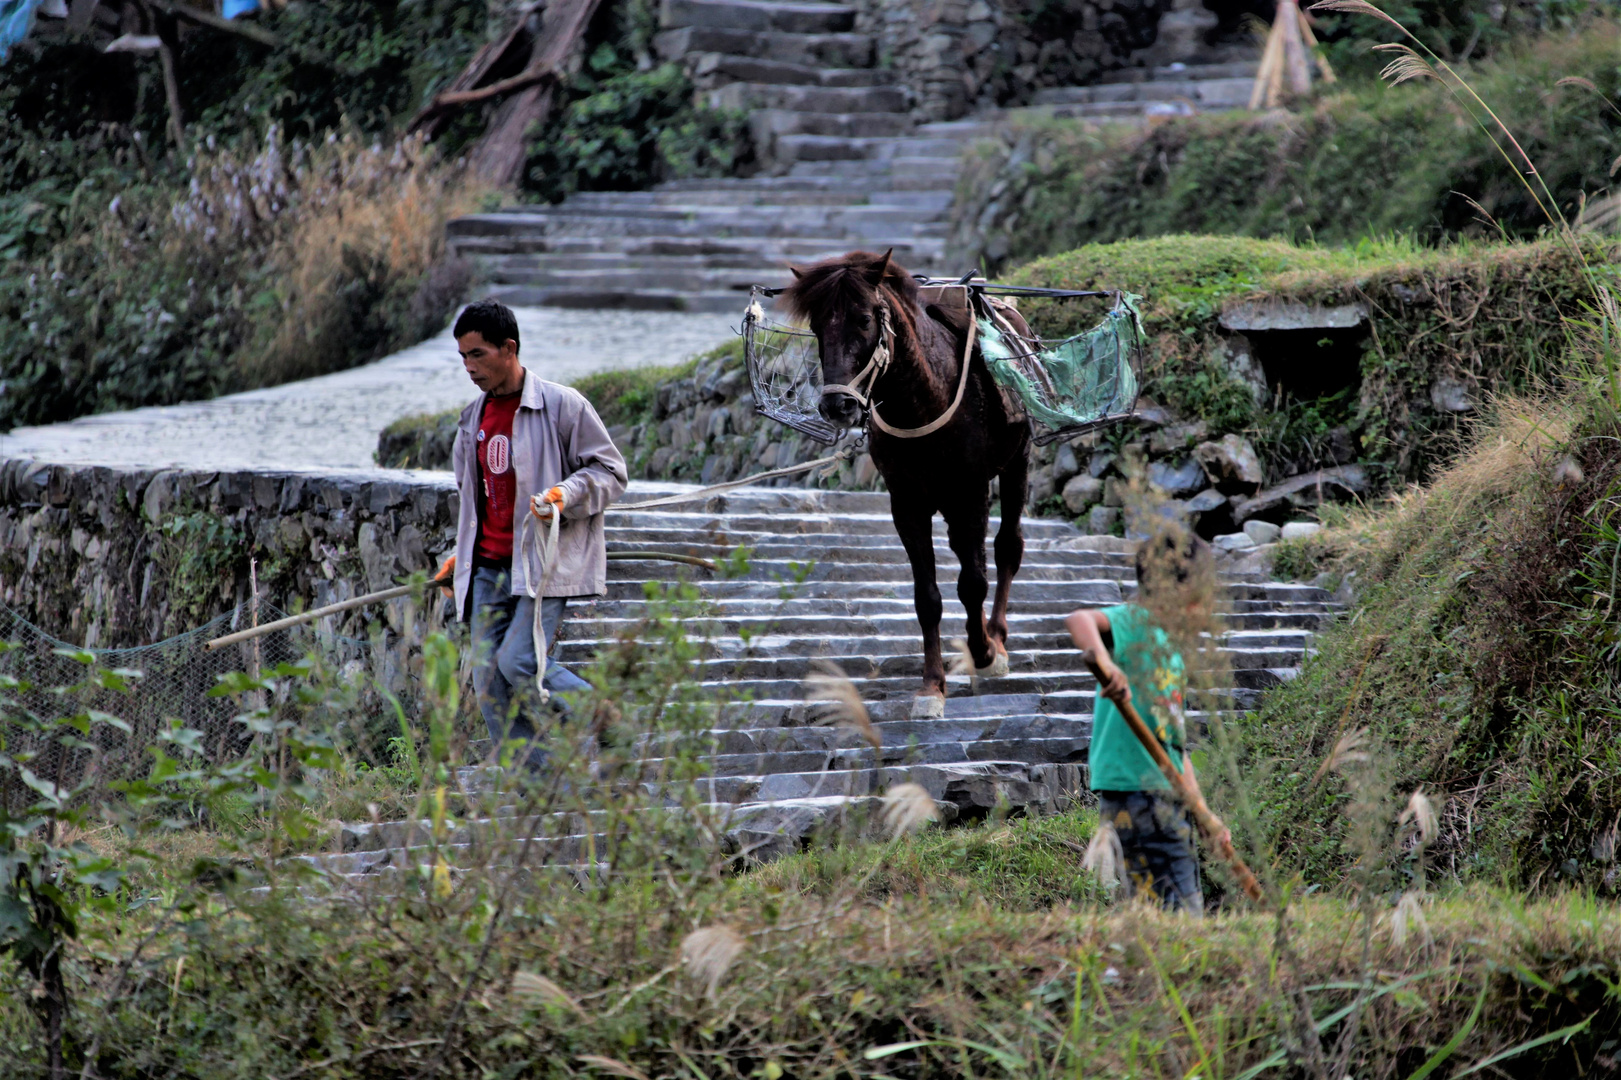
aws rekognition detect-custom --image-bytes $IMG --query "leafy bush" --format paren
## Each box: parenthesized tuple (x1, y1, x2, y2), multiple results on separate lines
(524, 52, 752, 203)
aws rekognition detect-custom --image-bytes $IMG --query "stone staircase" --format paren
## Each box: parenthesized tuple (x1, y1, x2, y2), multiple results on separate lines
(304, 482, 1335, 884)
(445, 0, 1258, 313)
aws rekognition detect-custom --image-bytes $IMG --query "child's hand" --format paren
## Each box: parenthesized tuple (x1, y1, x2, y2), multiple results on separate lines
(1097, 658, 1130, 704)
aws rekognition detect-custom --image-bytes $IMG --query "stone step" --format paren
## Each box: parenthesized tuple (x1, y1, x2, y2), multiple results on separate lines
(751, 108, 916, 139)
(706, 82, 909, 114)
(573, 603, 1336, 632)
(598, 574, 1330, 605)
(1097, 60, 1259, 84)
(1031, 77, 1250, 107)
(661, 0, 857, 34)
(484, 286, 749, 314)
(691, 53, 889, 88)
(652, 26, 876, 68)
(684, 668, 1297, 704)
(602, 510, 1084, 537)
(448, 232, 943, 263)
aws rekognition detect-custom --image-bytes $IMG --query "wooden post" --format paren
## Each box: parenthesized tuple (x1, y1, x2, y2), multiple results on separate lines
(1079, 650, 1267, 903)
(1278, 0, 1313, 98)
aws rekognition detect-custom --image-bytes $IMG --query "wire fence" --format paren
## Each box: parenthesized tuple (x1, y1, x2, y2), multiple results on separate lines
(0, 596, 454, 807)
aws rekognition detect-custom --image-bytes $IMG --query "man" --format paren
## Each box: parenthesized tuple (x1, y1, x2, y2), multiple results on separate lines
(433, 300, 627, 766)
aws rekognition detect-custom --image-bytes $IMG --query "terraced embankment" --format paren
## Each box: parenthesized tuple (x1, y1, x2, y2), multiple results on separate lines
(309, 482, 1335, 880)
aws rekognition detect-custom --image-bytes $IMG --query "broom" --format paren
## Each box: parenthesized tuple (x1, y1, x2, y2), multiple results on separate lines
(1079, 649, 1266, 903)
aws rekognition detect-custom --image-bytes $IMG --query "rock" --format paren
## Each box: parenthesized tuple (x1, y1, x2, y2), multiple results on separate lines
(1233, 465, 1368, 523)
(1186, 489, 1227, 514)
(1132, 402, 1174, 429)
(853, 453, 878, 488)
(1027, 469, 1057, 507)
(1102, 476, 1125, 507)
(1430, 377, 1475, 413)
(1281, 521, 1322, 540)
(1326, 426, 1357, 465)
(1219, 299, 1369, 331)
(1194, 435, 1263, 495)
(706, 407, 732, 442)
(1052, 443, 1080, 483)
(1148, 420, 1209, 456)
(1212, 532, 1256, 552)
(1087, 505, 1121, 534)
(1061, 474, 1103, 515)
(1243, 520, 1281, 545)
(1126, 499, 1190, 541)
(1087, 450, 1115, 479)
(1148, 457, 1207, 498)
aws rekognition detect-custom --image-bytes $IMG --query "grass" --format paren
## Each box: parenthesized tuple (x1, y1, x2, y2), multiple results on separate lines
(955, 19, 1621, 268)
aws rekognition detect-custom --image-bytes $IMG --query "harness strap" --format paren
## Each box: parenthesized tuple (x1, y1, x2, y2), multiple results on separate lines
(820, 305, 892, 406)
(869, 310, 977, 440)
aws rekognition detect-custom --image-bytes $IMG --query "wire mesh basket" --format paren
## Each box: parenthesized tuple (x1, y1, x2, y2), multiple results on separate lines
(742, 289, 841, 445)
(978, 291, 1144, 446)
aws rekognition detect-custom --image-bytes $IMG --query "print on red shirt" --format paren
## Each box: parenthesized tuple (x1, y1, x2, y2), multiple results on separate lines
(475, 392, 523, 562)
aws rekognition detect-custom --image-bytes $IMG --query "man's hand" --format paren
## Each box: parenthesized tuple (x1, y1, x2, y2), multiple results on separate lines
(432, 554, 456, 599)
(530, 486, 566, 523)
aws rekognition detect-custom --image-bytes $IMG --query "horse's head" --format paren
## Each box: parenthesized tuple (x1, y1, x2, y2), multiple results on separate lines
(779, 249, 915, 429)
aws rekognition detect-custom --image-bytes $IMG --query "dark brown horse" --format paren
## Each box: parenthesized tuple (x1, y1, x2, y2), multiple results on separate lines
(781, 250, 1032, 718)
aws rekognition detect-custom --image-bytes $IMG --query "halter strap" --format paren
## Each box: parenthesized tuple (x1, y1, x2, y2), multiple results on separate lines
(869, 309, 976, 439)
(820, 304, 893, 406)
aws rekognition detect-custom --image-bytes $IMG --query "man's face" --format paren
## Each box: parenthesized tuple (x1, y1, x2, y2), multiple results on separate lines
(458, 331, 520, 393)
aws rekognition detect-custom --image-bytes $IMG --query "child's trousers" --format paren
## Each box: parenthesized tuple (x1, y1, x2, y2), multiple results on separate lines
(1098, 790, 1203, 914)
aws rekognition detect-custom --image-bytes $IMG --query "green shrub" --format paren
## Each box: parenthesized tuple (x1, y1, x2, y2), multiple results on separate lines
(954, 21, 1621, 269)
(524, 53, 752, 202)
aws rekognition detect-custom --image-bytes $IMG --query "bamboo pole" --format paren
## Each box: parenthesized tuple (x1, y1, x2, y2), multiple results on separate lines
(1278, 0, 1313, 98)
(204, 551, 719, 650)
(1079, 649, 1267, 903)
(1296, 9, 1338, 85)
(1248, 14, 1286, 110)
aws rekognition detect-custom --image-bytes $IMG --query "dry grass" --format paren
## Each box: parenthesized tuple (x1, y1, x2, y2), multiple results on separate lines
(173, 126, 493, 389)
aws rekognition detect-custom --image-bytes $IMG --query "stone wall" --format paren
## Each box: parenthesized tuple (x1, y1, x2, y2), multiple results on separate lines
(0, 459, 453, 649)
(615, 348, 1343, 548)
(850, 0, 1173, 120)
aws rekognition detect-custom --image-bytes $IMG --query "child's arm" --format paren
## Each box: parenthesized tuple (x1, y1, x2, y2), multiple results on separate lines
(1064, 609, 1130, 705)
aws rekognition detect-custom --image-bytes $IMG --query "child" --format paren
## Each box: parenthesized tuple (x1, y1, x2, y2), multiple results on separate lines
(1064, 531, 1214, 913)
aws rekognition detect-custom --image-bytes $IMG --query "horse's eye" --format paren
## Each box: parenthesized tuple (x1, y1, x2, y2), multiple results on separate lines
(855, 312, 871, 330)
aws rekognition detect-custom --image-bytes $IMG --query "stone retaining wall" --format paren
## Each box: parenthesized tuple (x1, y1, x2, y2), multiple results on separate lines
(1, 459, 454, 650)
(849, 0, 1171, 121)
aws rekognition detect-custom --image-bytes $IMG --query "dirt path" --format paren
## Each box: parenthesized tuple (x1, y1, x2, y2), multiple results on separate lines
(0, 308, 733, 471)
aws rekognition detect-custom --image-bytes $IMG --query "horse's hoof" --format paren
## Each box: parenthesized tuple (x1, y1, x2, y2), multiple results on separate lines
(976, 651, 1010, 678)
(910, 694, 946, 719)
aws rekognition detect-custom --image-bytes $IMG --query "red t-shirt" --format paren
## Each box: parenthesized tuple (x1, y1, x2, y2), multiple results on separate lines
(475, 392, 523, 562)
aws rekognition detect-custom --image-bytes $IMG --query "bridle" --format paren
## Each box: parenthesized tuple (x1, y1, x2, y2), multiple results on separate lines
(819, 299, 976, 440)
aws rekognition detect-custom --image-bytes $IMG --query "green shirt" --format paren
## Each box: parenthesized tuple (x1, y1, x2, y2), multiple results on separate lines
(1088, 603, 1187, 792)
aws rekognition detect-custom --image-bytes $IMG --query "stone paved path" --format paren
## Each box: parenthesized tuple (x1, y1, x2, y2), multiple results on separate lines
(0, 308, 733, 472)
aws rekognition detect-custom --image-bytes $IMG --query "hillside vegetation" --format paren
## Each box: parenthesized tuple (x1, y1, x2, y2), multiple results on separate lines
(953, 23, 1621, 269)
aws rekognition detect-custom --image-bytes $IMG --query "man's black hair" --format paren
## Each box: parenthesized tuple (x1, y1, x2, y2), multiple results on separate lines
(453, 299, 520, 355)
(1134, 530, 1212, 591)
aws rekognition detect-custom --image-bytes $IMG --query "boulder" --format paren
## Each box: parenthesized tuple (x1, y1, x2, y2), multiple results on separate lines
(1027, 469, 1057, 507)
(1281, 521, 1322, 540)
(1148, 457, 1207, 498)
(1194, 435, 1263, 495)
(1088, 506, 1121, 534)
(1148, 420, 1209, 456)
(1212, 532, 1256, 552)
(1061, 474, 1103, 515)
(1430, 377, 1475, 413)
(1243, 520, 1281, 545)
(1052, 443, 1080, 484)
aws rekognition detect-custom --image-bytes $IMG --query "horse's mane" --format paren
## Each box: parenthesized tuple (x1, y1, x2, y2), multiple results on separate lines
(778, 250, 920, 322)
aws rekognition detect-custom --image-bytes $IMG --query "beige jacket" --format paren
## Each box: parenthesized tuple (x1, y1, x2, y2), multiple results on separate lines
(451, 370, 627, 615)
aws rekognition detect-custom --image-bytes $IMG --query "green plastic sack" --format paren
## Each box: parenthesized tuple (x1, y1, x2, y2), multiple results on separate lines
(978, 292, 1143, 442)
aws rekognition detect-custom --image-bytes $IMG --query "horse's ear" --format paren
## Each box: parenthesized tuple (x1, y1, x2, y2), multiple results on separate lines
(789, 265, 804, 280)
(864, 248, 894, 286)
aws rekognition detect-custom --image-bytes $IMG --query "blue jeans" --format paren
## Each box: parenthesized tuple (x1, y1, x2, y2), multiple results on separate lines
(1098, 790, 1203, 914)
(469, 566, 591, 766)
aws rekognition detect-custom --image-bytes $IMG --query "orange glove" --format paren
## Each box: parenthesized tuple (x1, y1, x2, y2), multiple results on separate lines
(432, 554, 456, 599)
(530, 486, 566, 522)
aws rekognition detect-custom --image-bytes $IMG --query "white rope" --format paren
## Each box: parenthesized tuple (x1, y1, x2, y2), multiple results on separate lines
(519, 500, 563, 704)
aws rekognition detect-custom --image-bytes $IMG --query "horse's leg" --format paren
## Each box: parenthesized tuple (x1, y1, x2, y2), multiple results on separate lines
(892, 494, 947, 717)
(989, 451, 1027, 660)
(943, 498, 999, 675)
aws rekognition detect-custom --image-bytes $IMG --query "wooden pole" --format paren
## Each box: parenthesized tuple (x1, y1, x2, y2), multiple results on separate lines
(1278, 0, 1313, 99)
(1079, 649, 1267, 903)
(205, 584, 413, 650)
(1296, 9, 1338, 85)
(1248, 14, 1286, 110)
